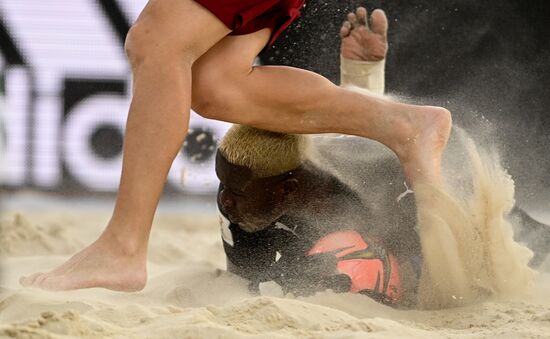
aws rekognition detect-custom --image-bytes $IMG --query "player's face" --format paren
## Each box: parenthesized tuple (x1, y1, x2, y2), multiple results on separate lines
(215, 152, 294, 232)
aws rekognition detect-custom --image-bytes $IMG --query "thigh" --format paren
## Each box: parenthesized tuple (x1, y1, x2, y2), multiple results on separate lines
(130, 0, 232, 58)
(195, 0, 304, 47)
(190, 28, 271, 111)
(192, 28, 271, 77)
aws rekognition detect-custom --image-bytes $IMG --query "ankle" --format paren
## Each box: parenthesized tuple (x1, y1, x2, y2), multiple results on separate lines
(99, 226, 148, 257)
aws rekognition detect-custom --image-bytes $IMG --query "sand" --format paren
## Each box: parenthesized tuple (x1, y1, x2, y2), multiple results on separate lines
(415, 134, 537, 309)
(1, 137, 550, 338)
(1, 210, 549, 338)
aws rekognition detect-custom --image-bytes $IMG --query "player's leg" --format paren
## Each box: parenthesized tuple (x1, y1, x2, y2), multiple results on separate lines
(20, 0, 230, 291)
(193, 30, 451, 184)
(21, 2, 450, 291)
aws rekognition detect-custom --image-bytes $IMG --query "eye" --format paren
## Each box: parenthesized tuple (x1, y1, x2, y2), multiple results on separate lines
(227, 187, 244, 197)
(220, 183, 244, 197)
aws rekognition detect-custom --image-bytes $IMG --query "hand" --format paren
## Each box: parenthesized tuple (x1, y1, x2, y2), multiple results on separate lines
(272, 251, 350, 296)
(340, 7, 388, 62)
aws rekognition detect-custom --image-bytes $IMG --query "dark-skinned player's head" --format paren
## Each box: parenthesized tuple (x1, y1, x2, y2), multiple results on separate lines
(216, 125, 311, 232)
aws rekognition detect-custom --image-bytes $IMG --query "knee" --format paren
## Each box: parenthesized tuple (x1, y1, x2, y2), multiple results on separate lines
(124, 16, 197, 68)
(124, 23, 152, 67)
(191, 68, 242, 121)
(192, 82, 239, 121)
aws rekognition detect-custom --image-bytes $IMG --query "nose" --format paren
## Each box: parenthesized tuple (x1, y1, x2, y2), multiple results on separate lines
(219, 189, 242, 223)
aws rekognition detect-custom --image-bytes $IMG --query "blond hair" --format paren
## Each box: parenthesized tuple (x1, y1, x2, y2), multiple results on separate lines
(218, 125, 310, 178)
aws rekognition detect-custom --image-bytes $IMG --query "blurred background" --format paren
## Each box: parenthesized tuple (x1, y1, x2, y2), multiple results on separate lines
(1, 0, 549, 215)
(0, 0, 231, 199)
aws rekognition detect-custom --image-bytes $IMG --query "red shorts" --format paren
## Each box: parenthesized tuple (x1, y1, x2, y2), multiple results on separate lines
(195, 0, 306, 47)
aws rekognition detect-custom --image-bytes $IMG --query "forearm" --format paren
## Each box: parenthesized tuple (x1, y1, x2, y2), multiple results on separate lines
(339, 55, 385, 95)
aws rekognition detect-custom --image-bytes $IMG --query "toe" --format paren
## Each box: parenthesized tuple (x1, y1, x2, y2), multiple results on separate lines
(40, 276, 68, 291)
(356, 7, 368, 27)
(347, 12, 358, 28)
(20, 272, 43, 287)
(340, 21, 351, 37)
(33, 273, 50, 287)
(371, 9, 388, 36)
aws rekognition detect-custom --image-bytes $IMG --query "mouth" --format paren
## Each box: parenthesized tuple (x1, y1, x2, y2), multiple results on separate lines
(225, 212, 242, 225)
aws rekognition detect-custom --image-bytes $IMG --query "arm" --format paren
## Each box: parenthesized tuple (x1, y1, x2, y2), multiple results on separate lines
(339, 7, 389, 95)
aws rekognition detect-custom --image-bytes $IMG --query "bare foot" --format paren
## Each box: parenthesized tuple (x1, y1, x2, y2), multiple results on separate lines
(386, 105, 452, 185)
(19, 231, 147, 291)
(340, 7, 388, 62)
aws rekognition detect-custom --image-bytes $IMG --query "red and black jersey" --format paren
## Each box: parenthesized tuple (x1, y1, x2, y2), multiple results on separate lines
(217, 185, 421, 306)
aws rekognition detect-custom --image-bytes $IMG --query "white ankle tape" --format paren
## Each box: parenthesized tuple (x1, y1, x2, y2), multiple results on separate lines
(340, 55, 385, 95)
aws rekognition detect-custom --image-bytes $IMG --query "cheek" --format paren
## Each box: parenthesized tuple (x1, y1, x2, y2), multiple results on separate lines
(261, 198, 287, 218)
(241, 195, 283, 218)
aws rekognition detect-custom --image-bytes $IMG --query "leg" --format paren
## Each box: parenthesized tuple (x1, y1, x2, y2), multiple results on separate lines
(21, 6, 450, 291)
(20, 0, 230, 291)
(193, 30, 451, 184)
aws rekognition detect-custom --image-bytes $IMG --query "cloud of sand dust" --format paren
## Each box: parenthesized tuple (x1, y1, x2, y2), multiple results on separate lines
(415, 129, 536, 309)
(307, 127, 537, 309)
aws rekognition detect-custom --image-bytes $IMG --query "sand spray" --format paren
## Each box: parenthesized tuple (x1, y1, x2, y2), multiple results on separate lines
(416, 129, 536, 309)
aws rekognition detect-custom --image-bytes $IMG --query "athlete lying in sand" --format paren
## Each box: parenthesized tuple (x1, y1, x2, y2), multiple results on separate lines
(215, 10, 550, 307)
(21, 2, 452, 292)
(216, 8, 419, 307)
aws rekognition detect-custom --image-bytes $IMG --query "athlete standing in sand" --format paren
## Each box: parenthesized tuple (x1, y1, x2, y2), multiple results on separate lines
(21, 1, 451, 291)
